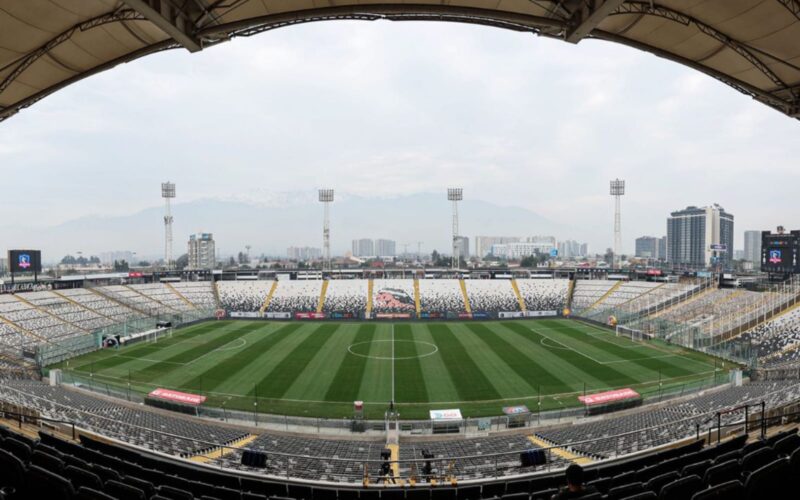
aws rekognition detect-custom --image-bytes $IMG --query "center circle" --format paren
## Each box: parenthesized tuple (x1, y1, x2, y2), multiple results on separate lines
(347, 340, 438, 360)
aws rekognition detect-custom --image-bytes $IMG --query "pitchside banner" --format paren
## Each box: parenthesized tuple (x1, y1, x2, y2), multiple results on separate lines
(229, 311, 262, 318)
(499, 311, 525, 319)
(525, 310, 558, 318)
(578, 388, 640, 406)
(295, 312, 326, 319)
(375, 313, 412, 319)
(430, 409, 463, 421)
(264, 312, 291, 319)
(148, 388, 206, 406)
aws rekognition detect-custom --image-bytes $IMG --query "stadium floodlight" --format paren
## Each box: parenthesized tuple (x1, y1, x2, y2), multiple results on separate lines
(447, 188, 463, 270)
(162, 182, 176, 270)
(610, 179, 625, 269)
(319, 189, 334, 271)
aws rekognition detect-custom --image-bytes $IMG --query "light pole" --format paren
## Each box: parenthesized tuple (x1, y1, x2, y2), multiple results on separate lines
(447, 188, 463, 271)
(610, 179, 625, 269)
(319, 189, 334, 272)
(162, 182, 176, 269)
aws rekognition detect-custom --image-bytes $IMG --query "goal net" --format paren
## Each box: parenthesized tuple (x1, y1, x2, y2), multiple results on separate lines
(616, 325, 651, 342)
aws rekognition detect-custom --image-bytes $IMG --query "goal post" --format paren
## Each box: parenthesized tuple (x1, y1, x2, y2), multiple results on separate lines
(616, 325, 648, 342)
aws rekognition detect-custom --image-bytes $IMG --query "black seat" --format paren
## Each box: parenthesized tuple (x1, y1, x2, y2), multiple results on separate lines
(530, 488, 556, 500)
(64, 465, 104, 492)
(287, 484, 312, 500)
(703, 459, 740, 487)
(740, 447, 777, 475)
(681, 460, 712, 479)
(0, 449, 25, 491)
(585, 477, 610, 494)
(432, 487, 456, 500)
(25, 464, 75, 500)
(3, 438, 32, 462)
(31, 449, 65, 472)
(610, 471, 637, 487)
(123, 475, 156, 499)
(791, 448, 800, 474)
(406, 489, 430, 500)
(619, 493, 656, 500)
(505, 479, 531, 495)
(105, 479, 146, 500)
(658, 475, 703, 500)
(91, 464, 121, 483)
(645, 472, 679, 494)
(743, 458, 791, 499)
(76, 486, 117, 500)
(739, 441, 765, 457)
(456, 485, 481, 500)
(607, 482, 644, 500)
(212, 485, 242, 500)
(500, 493, 527, 500)
(773, 434, 800, 457)
(712, 450, 740, 466)
(158, 484, 195, 500)
(690, 480, 744, 500)
(481, 482, 506, 499)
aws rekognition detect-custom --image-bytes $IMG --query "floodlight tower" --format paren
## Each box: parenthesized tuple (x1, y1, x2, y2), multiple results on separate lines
(610, 179, 625, 269)
(447, 188, 463, 270)
(161, 182, 176, 269)
(319, 189, 334, 271)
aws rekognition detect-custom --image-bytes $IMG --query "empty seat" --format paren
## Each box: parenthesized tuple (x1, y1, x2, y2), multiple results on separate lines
(620, 493, 656, 500)
(3, 438, 32, 462)
(740, 447, 777, 475)
(76, 486, 117, 500)
(105, 479, 147, 500)
(529, 488, 556, 500)
(681, 460, 712, 479)
(123, 475, 156, 499)
(158, 484, 195, 500)
(456, 485, 481, 500)
(25, 464, 75, 500)
(64, 465, 104, 491)
(773, 434, 800, 457)
(743, 458, 791, 499)
(607, 482, 644, 500)
(432, 487, 456, 500)
(645, 472, 679, 494)
(31, 449, 65, 472)
(658, 475, 703, 500)
(703, 460, 740, 487)
(690, 480, 744, 500)
(0, 449, 25, 491)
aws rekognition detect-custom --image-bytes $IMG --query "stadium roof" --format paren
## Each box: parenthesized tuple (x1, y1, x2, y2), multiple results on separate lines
(1, 1, 799, 123)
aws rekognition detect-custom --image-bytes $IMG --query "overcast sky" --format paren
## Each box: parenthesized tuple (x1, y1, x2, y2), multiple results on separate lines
(1, 20, 798, 255)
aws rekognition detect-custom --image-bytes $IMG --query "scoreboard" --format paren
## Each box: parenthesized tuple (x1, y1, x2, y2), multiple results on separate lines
(761, 231, 800, 274)
(8, 249, 42, 274)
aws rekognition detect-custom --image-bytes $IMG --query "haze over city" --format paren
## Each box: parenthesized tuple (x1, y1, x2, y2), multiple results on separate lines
(2, 21, 798, 260)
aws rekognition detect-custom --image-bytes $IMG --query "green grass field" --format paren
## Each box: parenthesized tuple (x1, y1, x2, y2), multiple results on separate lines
(52, 319, 732, 419)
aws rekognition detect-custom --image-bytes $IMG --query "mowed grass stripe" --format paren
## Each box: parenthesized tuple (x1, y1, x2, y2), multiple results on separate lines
(182, 323, 303, 391)
(255, 324, 340, 399)
(502, 321, 641, 390)
(108, 322, 263, 383)
(428, 324, 500, 401)
(464, 323, 571, 394)
(73, 321, 236, 373)
(394, 324, 429, 403)
(540, 320, 697, 378)
(324, 324, 377, 402)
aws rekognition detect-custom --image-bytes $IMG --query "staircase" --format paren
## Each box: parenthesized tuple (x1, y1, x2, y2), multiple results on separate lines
(165, 282, 198, 310)
(366, 280, 374, 317)
(316, 280, 329, 313)
(510, 279, 527, 312)
(413, 279, 421, 319)
(459, 280, 472, 314)
(259, 281, 279, 314)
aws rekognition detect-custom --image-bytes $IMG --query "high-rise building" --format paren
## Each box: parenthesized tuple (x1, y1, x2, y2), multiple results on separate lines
(475, 236, 520, 259)
(557, 240, 586, 259)
(580, 243, 589, 257)
(455, 236, 469, 259)
(667, 204, 734, 268)
(635, 236, 667, 260)
(187, 233, 215, 269)
(744, 230, 762, 263)
(375, 239, 396, 257)
(287, 247, 322, 260)
(351, 239, 374, 257)
(99, 251, 135, 266)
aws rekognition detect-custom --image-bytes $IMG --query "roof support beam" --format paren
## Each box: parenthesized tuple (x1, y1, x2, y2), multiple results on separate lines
(565, 0, 627, 43)
(777, 0, 800, 21)
(122, 0, 203, 52)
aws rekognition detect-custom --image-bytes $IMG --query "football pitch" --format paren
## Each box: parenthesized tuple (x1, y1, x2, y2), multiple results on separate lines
(53, 319, 730, 419)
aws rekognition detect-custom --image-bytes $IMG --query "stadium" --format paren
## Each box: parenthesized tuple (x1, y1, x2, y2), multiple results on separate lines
(1, 2, 800, 500)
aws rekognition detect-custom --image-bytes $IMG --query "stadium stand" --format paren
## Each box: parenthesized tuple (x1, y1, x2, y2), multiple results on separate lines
(322, 280, 368, 315)
(571, 281, 618, 312)
(18, 291, 115, 331)
(536, 381, 800, 459)
(93, 285, 176, 316)
(170, 282, 217, 310)
(418, 280, 466, 314)
(740, 308, 800, 366)
(0, 294, 84, 344)
(464, 280, 520, 314)
(265, 281, 322, 313)
(216, 281, 272, 313)
(372, 280, 417, 314)
(127, 284, 195, 312)
(55, 288, 145, 323)
(515, 279, 569, 312)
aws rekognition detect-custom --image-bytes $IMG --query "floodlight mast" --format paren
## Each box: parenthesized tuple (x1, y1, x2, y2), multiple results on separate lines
(447, 188, 463, 270)
(161, 182, 176, 270)
(610, 179, 625, 269)
(319, 189, 334, 271)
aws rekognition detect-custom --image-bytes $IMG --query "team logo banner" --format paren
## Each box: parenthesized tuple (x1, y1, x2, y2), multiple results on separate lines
(429, 409, 463, 421)
(502, 405, 530, 415)
(578, 388, 639, 406)
(148, 388, 206, 406)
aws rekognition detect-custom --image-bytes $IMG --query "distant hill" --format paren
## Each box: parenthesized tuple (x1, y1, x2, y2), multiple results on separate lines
(0, 193, 570, 261)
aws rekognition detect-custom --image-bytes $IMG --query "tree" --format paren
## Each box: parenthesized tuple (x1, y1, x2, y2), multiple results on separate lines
(113, 260, 129, 272)
(137, 260, 150, 267)
(175, 254, 189, 270)
(431, 250, 440, 263)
